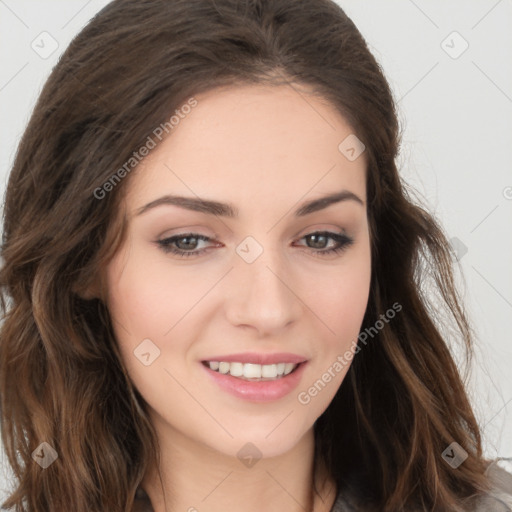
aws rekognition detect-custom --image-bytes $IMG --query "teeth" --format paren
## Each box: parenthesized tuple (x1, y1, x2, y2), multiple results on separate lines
(219, 362, 230, 374)
(284, 363, 296, 375)
(230, 362, 243, 377)
(206, 361, 299, 380)
(244, 363, 262, 378)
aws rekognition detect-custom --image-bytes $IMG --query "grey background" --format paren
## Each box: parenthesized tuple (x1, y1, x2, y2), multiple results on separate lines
(0, 0, 511, 502)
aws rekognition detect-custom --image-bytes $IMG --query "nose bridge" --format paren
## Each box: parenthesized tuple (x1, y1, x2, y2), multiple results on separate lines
(224, 234, 301, 332)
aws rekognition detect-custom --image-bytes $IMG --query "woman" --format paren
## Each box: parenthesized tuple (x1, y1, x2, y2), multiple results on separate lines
(0, 0, 510, 511)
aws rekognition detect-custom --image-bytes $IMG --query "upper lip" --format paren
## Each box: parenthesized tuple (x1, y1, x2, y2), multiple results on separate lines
(201, 352, 308, 365)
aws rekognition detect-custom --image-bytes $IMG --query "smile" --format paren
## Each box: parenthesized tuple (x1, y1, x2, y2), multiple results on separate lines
(203, 361, 298, 380)
(200, 360, 308, 402)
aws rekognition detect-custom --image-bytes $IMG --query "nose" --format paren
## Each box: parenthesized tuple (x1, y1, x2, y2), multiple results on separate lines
(223, 243, 303, 336)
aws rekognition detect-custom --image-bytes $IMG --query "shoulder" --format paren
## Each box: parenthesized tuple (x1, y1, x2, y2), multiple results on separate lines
(328, 458, 512, 512)
(471, 457, 512, 511)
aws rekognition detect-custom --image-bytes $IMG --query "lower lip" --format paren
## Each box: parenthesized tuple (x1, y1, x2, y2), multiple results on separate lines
(200, 361, 308, 402)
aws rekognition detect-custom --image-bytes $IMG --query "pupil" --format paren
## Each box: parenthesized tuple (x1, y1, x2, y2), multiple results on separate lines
(309, 234, 326, 249)
(178, 236, 196, 249)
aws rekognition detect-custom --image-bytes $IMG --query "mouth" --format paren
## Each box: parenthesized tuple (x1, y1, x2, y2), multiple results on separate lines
(200, 358, 308, 402)
(201, 360, 302, 381)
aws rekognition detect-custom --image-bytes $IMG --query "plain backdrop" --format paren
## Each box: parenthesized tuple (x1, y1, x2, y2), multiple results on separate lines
(0, 0, 511, 503)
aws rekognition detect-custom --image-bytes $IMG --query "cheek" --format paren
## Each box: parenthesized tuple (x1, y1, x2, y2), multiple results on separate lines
(308, 244, 372, 350)
(103, 245, 194, 404)
(103, 242, 225, 398)
(104, 243, 202, 340)
(295, 247, 371, 413)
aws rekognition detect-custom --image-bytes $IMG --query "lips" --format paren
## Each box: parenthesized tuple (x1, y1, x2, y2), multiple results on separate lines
(200, 353, 308, 402)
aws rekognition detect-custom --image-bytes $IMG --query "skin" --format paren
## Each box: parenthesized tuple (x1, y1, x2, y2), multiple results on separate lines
(102, 83, 371, 512)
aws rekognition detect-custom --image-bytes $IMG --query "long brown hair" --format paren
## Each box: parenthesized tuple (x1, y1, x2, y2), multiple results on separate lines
(0, 0, 494, 510)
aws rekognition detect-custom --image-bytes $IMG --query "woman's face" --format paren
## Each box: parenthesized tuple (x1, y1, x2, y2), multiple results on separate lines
(103, 83, 371, 459)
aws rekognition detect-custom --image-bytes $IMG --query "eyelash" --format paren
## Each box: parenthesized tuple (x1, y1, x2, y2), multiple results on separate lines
(156, 231, 354, 258)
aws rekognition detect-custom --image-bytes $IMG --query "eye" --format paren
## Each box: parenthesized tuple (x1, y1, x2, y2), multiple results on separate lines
(156, 233, 215, 257)
(294, 231, 354, 258)
(156, 231, 354, 258)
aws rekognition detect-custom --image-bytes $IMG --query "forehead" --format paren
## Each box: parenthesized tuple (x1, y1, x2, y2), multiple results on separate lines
(125, 83, 367, 214)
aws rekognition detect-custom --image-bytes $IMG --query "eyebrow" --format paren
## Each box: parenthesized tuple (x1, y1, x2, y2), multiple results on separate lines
(135, 189, 364, 218)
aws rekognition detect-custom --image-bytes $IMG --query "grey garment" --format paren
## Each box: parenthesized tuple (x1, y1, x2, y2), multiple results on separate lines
(133, 458, 512, 511)
(329, 458, 512, 512)
(471, 458, 512, 511)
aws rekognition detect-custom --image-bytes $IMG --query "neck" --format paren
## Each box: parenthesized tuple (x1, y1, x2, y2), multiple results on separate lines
(140, 416, 337, 512)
